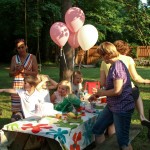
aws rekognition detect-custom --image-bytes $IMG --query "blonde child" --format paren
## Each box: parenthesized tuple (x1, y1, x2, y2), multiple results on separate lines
(0, 75, 45, 119)
(36, 74, 58, 103)
(50, 80, 72, 105)
(71, 71, 83, 98)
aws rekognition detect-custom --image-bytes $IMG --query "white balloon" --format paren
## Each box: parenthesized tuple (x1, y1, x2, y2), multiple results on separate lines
(77, 24, 98, 51)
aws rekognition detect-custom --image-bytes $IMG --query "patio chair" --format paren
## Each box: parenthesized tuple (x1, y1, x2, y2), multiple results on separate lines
(84, 81, 100, 95)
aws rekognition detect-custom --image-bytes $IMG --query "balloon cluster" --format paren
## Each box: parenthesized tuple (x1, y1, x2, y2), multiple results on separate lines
(50, 7, 98, 51)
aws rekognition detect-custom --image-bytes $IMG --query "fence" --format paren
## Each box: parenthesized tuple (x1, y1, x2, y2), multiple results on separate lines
(136, 46, 150, 58)
(75, 46, 100, 65)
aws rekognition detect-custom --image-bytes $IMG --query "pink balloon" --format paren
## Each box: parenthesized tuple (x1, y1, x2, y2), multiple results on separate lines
(50, 22, 69, 47)
(65, 7, 85, 33)
(68, 32, 79, 48)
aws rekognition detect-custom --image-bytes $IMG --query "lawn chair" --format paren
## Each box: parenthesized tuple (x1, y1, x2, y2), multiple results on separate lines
(84, 81, 100, 95)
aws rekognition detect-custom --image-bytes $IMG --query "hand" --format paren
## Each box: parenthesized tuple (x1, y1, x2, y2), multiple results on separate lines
(0, 89, 4, 93)
(88, 94, 99, 102)
(15, 64, 24, 72)
(144, 79, 150, 84)
(92, 88, 98, 94)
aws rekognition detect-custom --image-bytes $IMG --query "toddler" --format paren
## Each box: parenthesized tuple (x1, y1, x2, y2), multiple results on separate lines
(71, 71, 83, 98)
(50, 80, 71, 105)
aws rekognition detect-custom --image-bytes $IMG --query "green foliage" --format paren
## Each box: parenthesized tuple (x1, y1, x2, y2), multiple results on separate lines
(1, 0, 150, 63)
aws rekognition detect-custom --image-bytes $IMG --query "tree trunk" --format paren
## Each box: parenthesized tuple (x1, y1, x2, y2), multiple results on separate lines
(60, 0, 73, 81)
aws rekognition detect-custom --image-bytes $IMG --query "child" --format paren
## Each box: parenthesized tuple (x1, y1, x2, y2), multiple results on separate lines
(36, 74, 58, 103)
(50, 80, 72, 105)
(0, 75, 45, 119)
(71, 71, 83, 98)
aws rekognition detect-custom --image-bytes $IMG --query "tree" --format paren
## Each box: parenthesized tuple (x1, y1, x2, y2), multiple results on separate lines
(59, 0, 73, 81)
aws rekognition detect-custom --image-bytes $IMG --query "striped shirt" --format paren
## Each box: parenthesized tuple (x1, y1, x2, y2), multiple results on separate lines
(11, 54, 33, 112)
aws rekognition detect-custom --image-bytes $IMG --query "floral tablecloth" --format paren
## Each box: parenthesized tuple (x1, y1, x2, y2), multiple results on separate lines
(0, 109, 103, 150)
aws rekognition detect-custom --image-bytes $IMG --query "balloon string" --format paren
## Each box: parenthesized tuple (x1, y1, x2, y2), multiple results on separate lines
(60, 48, 63, 56)
(63, 50, 68, 70)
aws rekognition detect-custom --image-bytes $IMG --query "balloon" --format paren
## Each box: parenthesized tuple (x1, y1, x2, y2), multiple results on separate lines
(68, 32, 79, 48)
(50, 22, 69, 47)
(77, 24, 98, 51)
(65, 7, 85, 33)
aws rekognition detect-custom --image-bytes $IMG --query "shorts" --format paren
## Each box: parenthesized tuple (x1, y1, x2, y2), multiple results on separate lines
(132, 85, 140, 101)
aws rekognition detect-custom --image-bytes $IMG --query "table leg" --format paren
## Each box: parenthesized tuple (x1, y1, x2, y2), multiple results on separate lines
(46, 138, 62, 150)
(10, 132, 30, 150)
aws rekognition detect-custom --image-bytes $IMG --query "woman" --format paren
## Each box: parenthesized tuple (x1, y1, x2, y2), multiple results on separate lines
(9, 39, 38, 121)
(100, 40, 150, 134)
(89, 42, 135, 150)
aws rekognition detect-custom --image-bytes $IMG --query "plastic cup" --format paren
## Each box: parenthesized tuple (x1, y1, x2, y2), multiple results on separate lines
(101, 97, 107, 103)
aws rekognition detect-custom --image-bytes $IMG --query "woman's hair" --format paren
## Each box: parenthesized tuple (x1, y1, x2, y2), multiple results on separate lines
(58, 80, 72, 94)
(113, 40, 130, 55)
(15, 39, 26, 47)
(71, 71, 83, 82)
(97, 41, 119, 59)
(24, 75, 39, 87)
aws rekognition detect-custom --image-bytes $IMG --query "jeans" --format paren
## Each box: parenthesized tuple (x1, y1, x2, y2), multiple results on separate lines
(92, 105, 134, 149)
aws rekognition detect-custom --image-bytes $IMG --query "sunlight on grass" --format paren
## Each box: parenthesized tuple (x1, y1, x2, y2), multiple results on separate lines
(131, 119, 141, 125)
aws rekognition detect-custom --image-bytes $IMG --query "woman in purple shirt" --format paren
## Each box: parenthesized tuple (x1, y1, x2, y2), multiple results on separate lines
(89, 42, 135, 150)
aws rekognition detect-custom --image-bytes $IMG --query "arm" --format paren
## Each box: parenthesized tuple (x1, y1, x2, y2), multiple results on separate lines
(9, 56, 24, 77)
(0, 89, 17, 94)
(48, 78, 58, 90)
(24, 55, 38, 76)
(129, 63, 150, 84)
(88, 79, 123, 102)
(50, 93, 57, 104)
(97, 79, 123, 97)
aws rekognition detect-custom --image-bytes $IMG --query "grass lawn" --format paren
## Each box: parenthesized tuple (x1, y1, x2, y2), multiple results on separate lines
(0, 63, 150, 149)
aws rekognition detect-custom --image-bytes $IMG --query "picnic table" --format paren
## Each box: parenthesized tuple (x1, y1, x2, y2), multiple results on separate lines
(0, 102, 106, 150)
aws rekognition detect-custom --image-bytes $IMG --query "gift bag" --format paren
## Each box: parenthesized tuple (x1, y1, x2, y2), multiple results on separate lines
(54, 94, 81, 113)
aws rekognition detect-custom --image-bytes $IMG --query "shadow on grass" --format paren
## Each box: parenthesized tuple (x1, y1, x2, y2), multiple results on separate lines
(0, 118, 11, 129)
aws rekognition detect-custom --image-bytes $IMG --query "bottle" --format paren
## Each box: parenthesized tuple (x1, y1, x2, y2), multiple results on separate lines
(79, 91, 84, 101)
(84, 89, 88, 95)
(80, 101, 85, 113)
